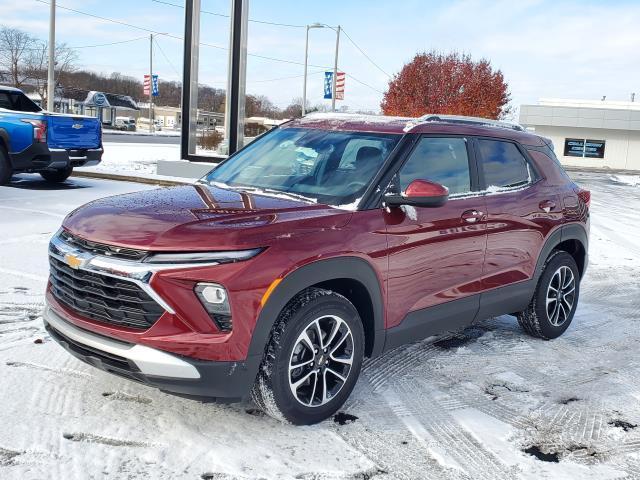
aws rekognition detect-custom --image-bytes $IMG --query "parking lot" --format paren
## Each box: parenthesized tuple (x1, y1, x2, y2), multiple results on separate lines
(1, 171, 639, 479)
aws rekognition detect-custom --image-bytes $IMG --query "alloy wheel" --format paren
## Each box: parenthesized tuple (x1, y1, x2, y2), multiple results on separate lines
(546, 265, 576, 327)
(288, 315, 354, 407)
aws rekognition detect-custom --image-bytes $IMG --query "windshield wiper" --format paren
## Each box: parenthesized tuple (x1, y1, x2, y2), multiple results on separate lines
(208, 181, 317, 204)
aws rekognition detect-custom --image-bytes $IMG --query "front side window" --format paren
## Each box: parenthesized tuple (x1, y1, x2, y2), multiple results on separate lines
(477, 139, 532, 189)
(203, 127, 401, 207)
(398, 137, 471, 195)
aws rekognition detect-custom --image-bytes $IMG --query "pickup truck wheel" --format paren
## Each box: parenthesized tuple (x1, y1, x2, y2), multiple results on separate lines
(251, 287, 364, 425)
(517, 250, 580, 340)
(40, 166, 73, 183)
(0, 146, 12, 185)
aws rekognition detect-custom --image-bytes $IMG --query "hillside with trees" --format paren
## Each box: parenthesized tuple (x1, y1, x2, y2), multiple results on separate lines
(0, 25, 308, 119)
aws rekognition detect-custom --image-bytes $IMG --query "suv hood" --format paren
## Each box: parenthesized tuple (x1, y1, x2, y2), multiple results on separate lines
(62, 184, 352, 251)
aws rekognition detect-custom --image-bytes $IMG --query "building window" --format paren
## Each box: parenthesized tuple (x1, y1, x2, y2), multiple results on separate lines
(564, 138, 605, 159)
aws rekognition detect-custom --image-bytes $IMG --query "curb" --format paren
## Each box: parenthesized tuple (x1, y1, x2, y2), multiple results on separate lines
(71, 170, 189, 186)
(564, 166, 640, 176)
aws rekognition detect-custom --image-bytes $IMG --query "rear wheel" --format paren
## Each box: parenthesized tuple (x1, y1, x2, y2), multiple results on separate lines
(517, 250, 580, 339)
(0, 145, 12, 185)
(40, 166, 73, 183)
(251, 288, 364, 425)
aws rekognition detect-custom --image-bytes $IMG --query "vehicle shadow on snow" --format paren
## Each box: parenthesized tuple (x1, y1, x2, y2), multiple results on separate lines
(6, 174, 88, 190)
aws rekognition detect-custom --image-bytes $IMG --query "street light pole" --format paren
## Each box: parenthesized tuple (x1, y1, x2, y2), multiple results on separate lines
(331, 25, 341, 112)
(149, 33, 153, 133)
(302, 23, 327, 117)
(302, 25, 310, 116)
(47, 0, 56, 112)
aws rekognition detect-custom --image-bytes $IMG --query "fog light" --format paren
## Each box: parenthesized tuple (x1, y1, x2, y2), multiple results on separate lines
(201, 285, 226, 305)
(195, 283, 232, 331)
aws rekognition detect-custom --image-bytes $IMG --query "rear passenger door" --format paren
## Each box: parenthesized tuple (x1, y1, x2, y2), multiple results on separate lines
(474, 138, 559, 291)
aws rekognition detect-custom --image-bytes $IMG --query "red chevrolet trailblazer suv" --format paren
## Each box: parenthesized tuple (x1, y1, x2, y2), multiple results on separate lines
(44, 114, 589, 424)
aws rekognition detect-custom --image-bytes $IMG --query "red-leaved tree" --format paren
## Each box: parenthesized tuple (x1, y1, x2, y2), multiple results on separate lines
(381, 51, 511, 119)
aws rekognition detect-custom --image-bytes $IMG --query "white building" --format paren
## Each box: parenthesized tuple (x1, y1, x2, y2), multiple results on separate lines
(519, 98, 640, 171)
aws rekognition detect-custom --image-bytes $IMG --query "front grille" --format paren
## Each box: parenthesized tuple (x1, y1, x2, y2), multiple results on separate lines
(49, 256, 164, 330)
(60, 230, 148, 261)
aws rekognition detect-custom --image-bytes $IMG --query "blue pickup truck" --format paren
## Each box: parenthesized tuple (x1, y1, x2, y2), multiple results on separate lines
(0, 86, 103, 185)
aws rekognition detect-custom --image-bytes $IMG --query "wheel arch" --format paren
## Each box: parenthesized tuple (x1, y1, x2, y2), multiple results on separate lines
(535, 223, 588, 281)
(0, 128, 9, 153)
(248, 256, 386, 361)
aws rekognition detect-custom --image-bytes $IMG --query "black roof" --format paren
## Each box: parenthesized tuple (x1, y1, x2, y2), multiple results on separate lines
(0, 85, 24, 93)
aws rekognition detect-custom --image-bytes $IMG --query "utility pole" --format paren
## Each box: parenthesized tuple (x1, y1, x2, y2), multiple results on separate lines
(331, 25, 341, 112)
(149, 33, 154, 133)
(47, 0, 56, 112)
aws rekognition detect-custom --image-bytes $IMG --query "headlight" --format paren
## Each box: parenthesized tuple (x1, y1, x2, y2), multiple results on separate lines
(144, 248, 263, 265)
(195, 283, 232, 332)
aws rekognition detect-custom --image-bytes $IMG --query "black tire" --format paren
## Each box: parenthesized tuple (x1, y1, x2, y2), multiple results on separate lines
(0, 145, 12, 185)
(40, 166, 73, 183)
(251, 287, 365, 425)
(517, 250, 580, 340)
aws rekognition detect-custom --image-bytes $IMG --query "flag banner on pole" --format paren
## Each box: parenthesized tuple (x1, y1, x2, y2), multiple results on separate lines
(152, 75, 159, 96)
(324, 72, 333, 99)
(324, 71, 345, 100)
(143, 75, 159, 96)
(335, 72, 345, 100)
(143, 75, 150, 95)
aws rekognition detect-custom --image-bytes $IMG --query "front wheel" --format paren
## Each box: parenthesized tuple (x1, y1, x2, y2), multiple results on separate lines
(252, 288, 364, 425)
(517, 250, 580, 339)
(40, 166, 73, 183)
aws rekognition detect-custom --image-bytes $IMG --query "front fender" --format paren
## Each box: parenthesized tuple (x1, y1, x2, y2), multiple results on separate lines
(247, 256, 386, 361)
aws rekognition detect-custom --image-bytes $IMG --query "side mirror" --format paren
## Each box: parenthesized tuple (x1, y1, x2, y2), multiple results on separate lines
(385, 179, 449, 208)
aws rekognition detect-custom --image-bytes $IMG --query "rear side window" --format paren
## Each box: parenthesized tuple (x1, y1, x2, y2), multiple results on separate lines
(399, 137, 471, 195)
(0, 91, 41, 112)
(0, 93, 12, 109)
(476, 139, 532, 189)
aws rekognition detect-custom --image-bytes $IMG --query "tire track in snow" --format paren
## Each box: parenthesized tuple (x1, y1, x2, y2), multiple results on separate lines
(391, 381, 517, 480)
(332, 380, 461, 480)
(5, 360, 92, 379)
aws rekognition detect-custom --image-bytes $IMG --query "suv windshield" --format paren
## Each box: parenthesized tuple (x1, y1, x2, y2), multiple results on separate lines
(203, 127, 401, 207)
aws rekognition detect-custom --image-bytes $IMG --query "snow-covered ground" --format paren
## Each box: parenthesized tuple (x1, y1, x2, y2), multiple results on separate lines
(87, 142, 181, 176)
(1, 171, 639, 479)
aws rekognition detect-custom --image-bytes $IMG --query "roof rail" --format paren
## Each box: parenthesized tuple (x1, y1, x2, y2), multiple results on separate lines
(405, 114, 525, 132)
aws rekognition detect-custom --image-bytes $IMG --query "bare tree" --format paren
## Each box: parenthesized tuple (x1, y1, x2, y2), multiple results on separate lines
(26, 40, 78, 107)
(0, 26, 37, 87)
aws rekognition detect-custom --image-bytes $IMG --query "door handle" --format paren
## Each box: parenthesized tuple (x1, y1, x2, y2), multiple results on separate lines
(461, 209, 484, 223)
(539, 200, 556, 213)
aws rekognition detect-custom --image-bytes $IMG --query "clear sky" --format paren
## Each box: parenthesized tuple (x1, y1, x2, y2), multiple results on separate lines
(1, 0, 639, 115)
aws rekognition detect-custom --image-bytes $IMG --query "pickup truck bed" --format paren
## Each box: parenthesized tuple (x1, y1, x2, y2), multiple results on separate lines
(0, 86, 103, 185)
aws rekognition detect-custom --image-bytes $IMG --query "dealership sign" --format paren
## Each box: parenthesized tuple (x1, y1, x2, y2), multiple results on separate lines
(564, 138, 606, 159)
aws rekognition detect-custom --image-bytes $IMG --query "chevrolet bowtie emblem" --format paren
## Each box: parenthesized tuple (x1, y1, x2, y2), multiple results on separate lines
(71, 123, 83, 129)
(64, 253, 83, 269)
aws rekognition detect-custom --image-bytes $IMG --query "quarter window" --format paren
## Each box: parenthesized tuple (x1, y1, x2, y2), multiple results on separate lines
(398, 137, 471, 195)
(477, 139, 532, 189)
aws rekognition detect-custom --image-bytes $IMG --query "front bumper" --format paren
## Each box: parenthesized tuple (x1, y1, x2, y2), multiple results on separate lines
(43, 304, 260, 400)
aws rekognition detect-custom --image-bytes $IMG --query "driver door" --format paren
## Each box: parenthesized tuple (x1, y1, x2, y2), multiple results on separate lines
(384, 136, 487, 338)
